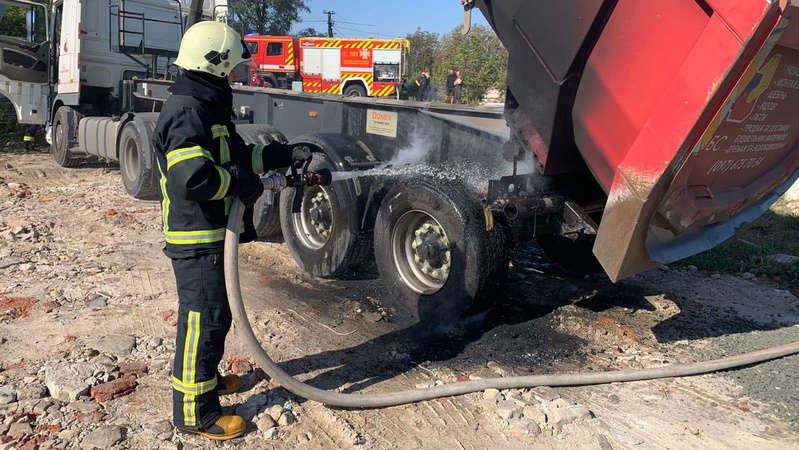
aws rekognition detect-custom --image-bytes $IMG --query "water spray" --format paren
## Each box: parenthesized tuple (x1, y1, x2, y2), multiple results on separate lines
(224, 166, 799, 408)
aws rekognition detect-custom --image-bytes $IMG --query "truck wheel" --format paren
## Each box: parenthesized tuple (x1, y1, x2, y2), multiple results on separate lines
(237, 125, 288, 238)
(253, 193, 281, 239)
(279, 152, 372, 278)
(119, 121, 159, 200)
(536, 234, 603, 274)
(343, 84, 367, 97)
(374, 177, 508, 328)
(51, 106, 79, 167)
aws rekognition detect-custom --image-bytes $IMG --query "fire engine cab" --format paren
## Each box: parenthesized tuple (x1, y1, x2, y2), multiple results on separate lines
(245, 36, 409, 98)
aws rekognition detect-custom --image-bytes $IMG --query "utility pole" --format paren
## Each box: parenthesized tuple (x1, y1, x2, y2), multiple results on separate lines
(323, 10, 336, 38)
(186, 0, 203, 28)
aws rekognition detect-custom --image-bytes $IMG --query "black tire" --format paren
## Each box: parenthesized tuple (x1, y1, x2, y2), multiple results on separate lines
(51, 106, 79, 167)
(536, 234, 603, 274)
(343, 84, 367, 97)
(119, 121, 159, 200)
(264, 78, 276, 89)
(237, 125, 288, 238)
(279, 152, 372, 278)
(374, 176, 508, 327)
(253, 192, 282, 239)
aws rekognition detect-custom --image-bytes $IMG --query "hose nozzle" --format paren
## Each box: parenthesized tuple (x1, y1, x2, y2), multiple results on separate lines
(287, 168, 332, 187)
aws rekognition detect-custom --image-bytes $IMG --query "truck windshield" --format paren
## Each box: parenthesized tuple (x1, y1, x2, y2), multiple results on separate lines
(0, 0, 48, 44)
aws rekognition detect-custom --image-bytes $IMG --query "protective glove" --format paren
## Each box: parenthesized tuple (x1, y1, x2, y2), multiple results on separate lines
(267, 142, 313, 169)
(290, 145, 313, 167)
(224, 163, 264, 206)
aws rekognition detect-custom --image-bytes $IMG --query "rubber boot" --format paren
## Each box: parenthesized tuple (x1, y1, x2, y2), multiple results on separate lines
(178, 415, 246, 441)
(217, 374, 242, 396)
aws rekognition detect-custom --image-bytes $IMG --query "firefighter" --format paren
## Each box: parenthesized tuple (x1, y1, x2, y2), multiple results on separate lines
(249, 71, 263, 87)
(153, 21, 311, 441)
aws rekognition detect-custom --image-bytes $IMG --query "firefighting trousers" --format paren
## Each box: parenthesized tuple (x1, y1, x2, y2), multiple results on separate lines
(170, 253, 231, 430)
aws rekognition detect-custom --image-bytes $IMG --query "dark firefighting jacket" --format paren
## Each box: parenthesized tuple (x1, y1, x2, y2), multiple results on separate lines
(153, 71, 292, 259)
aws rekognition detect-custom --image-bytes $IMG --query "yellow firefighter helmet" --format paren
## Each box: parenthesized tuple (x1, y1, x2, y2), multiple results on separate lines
(173, 21, 253, 78)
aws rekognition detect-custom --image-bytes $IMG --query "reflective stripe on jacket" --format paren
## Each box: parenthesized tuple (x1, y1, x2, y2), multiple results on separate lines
(152, 93, 291, 258)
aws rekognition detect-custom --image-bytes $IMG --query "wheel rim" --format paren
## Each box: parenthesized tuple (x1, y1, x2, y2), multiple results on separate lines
(391, 210, 451, 295)
(121, 132, 139, 182)
(54, 120, 64, 153)
(293, 186, 333, 250)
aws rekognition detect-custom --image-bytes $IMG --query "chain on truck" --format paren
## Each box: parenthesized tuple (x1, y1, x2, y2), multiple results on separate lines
(2, 0, 799, 332)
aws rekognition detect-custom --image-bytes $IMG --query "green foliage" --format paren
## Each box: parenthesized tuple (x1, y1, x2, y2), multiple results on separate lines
(406, 28, 438, 75)
(403, 25, 507, 103)
(295, 27, 324, 38)
(0, 5, 29, 39)
(229, 0, 310, 36)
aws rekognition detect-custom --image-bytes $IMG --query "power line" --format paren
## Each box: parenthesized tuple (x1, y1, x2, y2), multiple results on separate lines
(334, 23, 364, 34)
(337, 20, 374, 27)
(334, 13, 403, 38)
(332, 25, 349, 38)
(335, 22, 401, 39)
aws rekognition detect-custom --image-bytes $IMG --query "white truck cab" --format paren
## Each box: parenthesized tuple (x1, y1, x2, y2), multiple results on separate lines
(0, 0, 225, 198)
(0, 0, 49, 125)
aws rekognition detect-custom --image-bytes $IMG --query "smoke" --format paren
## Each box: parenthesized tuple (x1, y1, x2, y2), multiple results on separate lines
(336, 112, 548, 195)
(387, 116, 438, 166)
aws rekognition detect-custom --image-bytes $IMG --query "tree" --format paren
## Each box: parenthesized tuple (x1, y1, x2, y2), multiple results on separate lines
(406, 28, 438, 76)
(228, 0, 310, 36)
(432, 25, 508, 103)
(295, 27, 324, 38)
(0, 5, 28, 40)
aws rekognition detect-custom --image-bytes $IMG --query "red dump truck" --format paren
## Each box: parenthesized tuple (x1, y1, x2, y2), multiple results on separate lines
(466, 0, 799, 282)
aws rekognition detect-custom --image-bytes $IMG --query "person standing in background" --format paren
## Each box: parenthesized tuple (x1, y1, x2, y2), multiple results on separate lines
(22, 124, 39, 151)
(446, 69, 457, 103)
(453, 70, 464, 104)
(415, 71, 430, 101)
(250, 71, 263, 87)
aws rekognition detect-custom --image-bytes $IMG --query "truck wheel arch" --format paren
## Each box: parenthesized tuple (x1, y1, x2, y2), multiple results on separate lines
(263, 74, 279, 89)
(342, 81, 369, 97)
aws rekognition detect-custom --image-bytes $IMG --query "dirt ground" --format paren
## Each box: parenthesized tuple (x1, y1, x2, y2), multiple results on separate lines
(1, 151, 798, 449)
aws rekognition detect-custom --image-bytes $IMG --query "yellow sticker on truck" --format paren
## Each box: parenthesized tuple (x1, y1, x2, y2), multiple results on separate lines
(366, 109, 397, 138)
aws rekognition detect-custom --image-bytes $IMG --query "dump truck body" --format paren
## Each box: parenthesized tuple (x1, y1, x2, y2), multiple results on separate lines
(476, 0, 799, 280)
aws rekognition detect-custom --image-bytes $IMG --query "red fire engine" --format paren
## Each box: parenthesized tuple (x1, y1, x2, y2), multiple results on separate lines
(244, 36, 410, 98)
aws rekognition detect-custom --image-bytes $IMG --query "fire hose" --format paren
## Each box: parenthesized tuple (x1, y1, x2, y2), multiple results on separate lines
(224, 173, 799, 408)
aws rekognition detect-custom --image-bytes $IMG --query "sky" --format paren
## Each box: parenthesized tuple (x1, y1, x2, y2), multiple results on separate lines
(290, 0, 491, 39)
